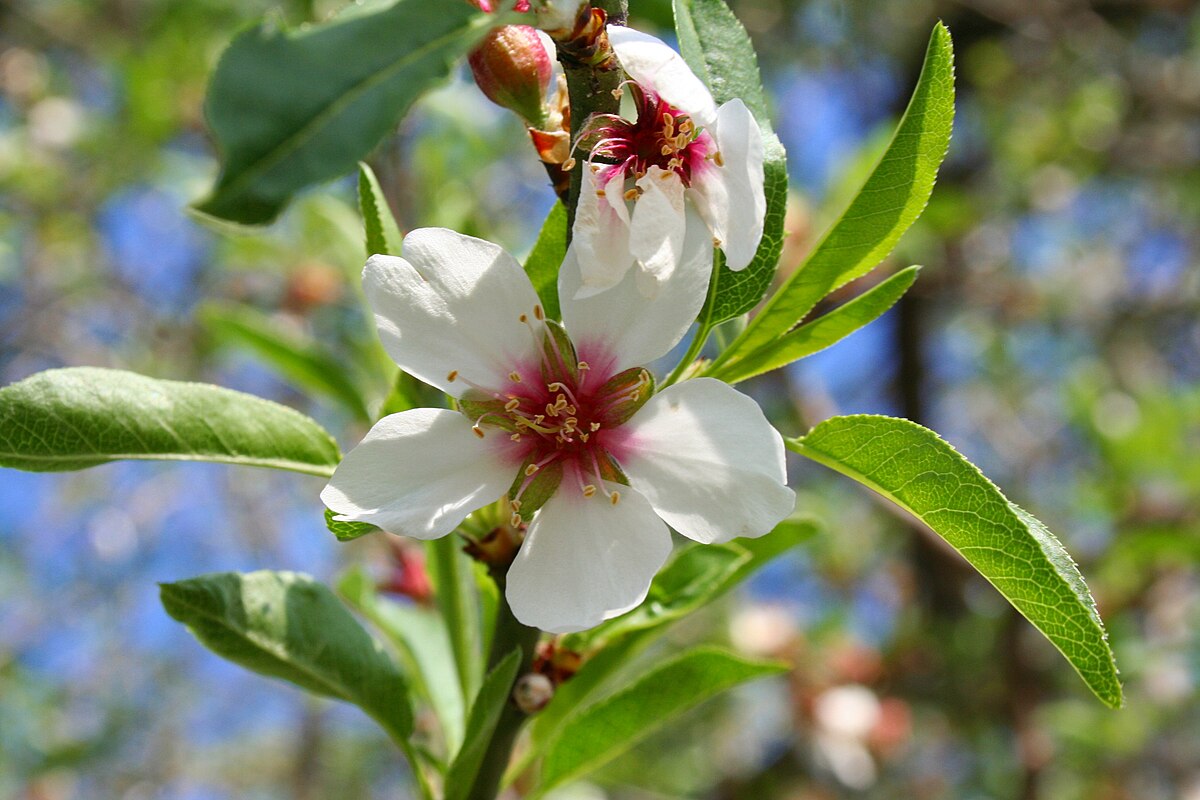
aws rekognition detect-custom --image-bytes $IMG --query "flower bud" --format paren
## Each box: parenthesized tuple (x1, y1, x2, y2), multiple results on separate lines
(513, 672, 555, 714)
(468, 25, 552, 126)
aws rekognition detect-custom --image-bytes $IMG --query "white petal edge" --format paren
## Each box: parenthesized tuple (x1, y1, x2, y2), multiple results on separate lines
(505, 482, 673, 633)
(321, 408, 513, 540)
(573, 166, 634, 296)
(560, 205, 712, 375)
(607, 25, 717, 129)
(692, 99, 766, 271)
(619, 378, 795, 543)
(364, 228, 542, 397)
(629, 167, 687, 289)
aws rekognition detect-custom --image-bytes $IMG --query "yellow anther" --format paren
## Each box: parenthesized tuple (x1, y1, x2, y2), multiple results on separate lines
(610, 491, 621, 506)
(578, 361, 590, 371)
(472, 426, 485, 438)
(659, 169, 672, 180)
(562, 157, 576, 171)
(611, 87, 623, 99)
(510, 499, 522, 511)
(596, 189, 606, 198)
(713, 150, 725, 167)
(504, 398, 521, 412)
(510, 433, 522, 442)
(624, 188, 640, 201)
(713, 236, 723, 248)
(534, 304, 545, 321)
(547, 382, 564, 392)
(510, 512, 522, 527)
(579, 432, 590, 443)
(447, 370, 458, 382)
(525, 463, 540, 476)
(582, 484, 597, 497)
(519, 313, 528, 323)
(589, 422, 601, 432)
(661, 145, 673, 156)
(509, 371, 522, 383)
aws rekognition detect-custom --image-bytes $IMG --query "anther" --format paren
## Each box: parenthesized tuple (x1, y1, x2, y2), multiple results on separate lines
(582, 484, 597, 497)
(534, 305, 545, 321)
(610, 491, 621, 506)
(579, 432, 590, 443)
(504, 399, 521, 412)
(525, 463, 540, 476)
(510, 433, 522, 442)
(519, 313, 528, 323)
(510, 499, 522, 511)
(590, 422, 601, 431)
(713, 150, 725, 167)
(510, 512, 522, 527)
(577, 361, 590, 371)
(596, 189, 606, 198)
(509, 371, 522, 383)
(624, 188, 640, 201)
(562, 157, 576, 171)
(447, 370, 458, 382)
(472, 426, 485, 438)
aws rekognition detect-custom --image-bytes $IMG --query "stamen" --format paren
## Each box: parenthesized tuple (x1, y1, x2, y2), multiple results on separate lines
(577, 361, 590, 370)
(610, 491, 621, 506)
(447, 370, 458, 382)
(713, 150, 725, 167)
(504, 398, 521, 412)
(624, 188, 640, 201)
(582, 484, 597, 497)
(472, 425, 485, 438)
(509, 371, 523, 383)
(510, 433, 522, 441)
(534, 305, 545, 321)
(562, 157, 576, 171)
(510, 499, 522, 511)
(510, 512, 522, 527)
(525, 463, 540, 476)
(589, 422, 601, 432)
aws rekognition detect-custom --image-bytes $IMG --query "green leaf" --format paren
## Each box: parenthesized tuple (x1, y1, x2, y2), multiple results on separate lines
(358, 161, 405, 257)
(0, 368, 340, 477)
(788, 415, 1123, 708)
(444, 649, 522, 800)
(325, 508, 379, 542)
(710, 265, 921, 384)
(712, 22, 954, 373)
(675, 0, 788, 326)
(160, 570, 413, 741)
(194, 0, 494, 224)
(428, 536, 483, 701)
(538, 647, 786, 792)
(338, 567, 466, 754)
(200, 302, 372, 422)
(523, 202, 567, 321)
(523, 519, 814, 776)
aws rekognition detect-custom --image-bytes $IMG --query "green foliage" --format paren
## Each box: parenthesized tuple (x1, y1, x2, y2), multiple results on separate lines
(674, 0, 788, 326)
(0, 368, 339, 477)
(523, 203, 568, 322)
(358, 161, 405, 257)
(159, 571, 413, 741)
(195, 0, 495, 224)
(711, 265, 921, 383)
(537, 647, 787, 793)
(339, 568, 466, 755)
(428, 537, 484, 701)
(710, 22, 954, 374)
(444, 649, 522, 800)
(789, 415, 1123, 708)
(324, 509, 379, 542)
(200, 302, 372, 422)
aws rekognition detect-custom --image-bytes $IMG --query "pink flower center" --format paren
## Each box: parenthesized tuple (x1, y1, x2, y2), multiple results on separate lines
(579, 83, 719, 189)
(453, 305, 652, 523)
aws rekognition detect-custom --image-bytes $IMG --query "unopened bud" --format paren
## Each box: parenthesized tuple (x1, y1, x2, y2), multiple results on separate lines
(513, 672, 555, 713)
(468, 25, 552, 126)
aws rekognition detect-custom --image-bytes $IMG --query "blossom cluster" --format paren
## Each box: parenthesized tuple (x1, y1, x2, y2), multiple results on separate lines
(322, 21, 792, 633)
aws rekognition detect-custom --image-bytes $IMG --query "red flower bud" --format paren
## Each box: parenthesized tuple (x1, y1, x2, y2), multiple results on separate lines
(468, 25, 552, 126)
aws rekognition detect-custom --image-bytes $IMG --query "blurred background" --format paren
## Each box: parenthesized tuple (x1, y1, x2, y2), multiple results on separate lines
(1, 0, 1197, 797)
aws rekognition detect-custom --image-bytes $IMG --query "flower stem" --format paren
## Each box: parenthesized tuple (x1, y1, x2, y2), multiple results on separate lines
(561, 0, 628, 235)
(465, 574, 541, 800)
(661, 322, 713, 388)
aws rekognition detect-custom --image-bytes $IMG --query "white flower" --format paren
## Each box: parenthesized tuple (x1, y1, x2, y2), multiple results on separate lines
(571, 25, 766, 298)
(321, 227, 794, 633)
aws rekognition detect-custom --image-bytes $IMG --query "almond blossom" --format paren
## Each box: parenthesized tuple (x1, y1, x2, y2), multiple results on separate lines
(321, 225, 794, 633)
(571, 25, 766, 297)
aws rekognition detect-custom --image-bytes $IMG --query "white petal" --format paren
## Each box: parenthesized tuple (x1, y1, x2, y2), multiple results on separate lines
(506, 483, 673, 633)
(607, 25, 718, 128)
(697, 99, 765, 271)
(619, 378, 794, 543)
(364, 228, 542, 397)
(321, 409, 514, 540)
(560, 206, 712, 374)
(629, 167, 687, 288)
(573, 166, 634, 296)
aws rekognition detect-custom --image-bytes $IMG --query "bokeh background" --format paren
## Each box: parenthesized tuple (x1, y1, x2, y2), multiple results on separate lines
(1, 0, 1197, 797)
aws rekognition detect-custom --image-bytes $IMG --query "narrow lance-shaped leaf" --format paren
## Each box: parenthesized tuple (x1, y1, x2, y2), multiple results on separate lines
(428, 536, 484, 702)
(160, 571, 414, 741)
(195, 0, 498, 224)
(710, 265, 921, 384)
(200, 302, 372, 422)
(444, 649, 522, 800)
(338, 567, 466, 754)
(358, 161, 405, 257)
(523, 202, 567, 321)
(710, 22, 954, 373)
(789, 415, 1122, 708)
(537, 647, 787, 793)
(675, 0, 788, 326)
(0, 368, 339, 477)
